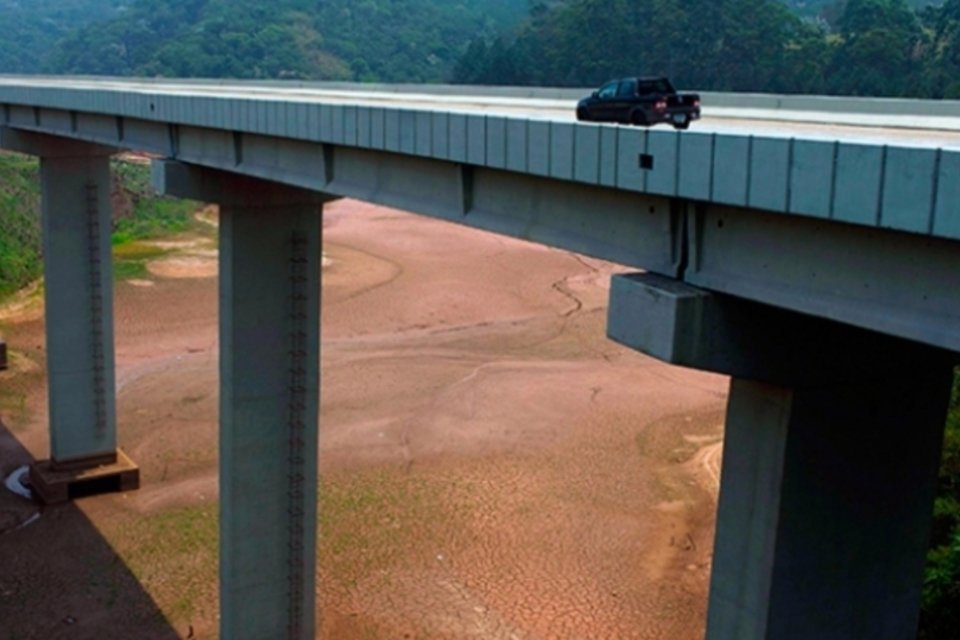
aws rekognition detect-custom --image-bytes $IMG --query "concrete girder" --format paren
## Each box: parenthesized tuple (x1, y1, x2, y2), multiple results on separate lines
(608, 272, 957, 639)
(6, 111, 960, 353)
(683, 204, 960, 354)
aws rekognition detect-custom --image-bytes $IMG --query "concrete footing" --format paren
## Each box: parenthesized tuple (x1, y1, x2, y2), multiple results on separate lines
(608, 272, 957, 640)
(29, 449, 140, 504)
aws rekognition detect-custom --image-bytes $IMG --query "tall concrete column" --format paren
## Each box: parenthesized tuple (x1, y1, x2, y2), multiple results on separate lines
(41, 151, 119, 465)
(153, 161, 329, 640)
(0, 129, 119, 467)
(608, 272, 956, 640)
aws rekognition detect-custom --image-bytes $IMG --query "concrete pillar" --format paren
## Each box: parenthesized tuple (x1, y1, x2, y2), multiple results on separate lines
(608, 272, 957, 640)
(153, 161, 329, 640)
(0, 129, 120, 467)
(41, 151, 119, 465)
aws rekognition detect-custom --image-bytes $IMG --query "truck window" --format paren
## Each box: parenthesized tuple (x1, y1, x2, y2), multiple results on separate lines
(617, 79, 637, 97)
(598, 81, 618, 99)
(637, 79, 672, 95)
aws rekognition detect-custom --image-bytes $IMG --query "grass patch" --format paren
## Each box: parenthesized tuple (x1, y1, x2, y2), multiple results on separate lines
(109, 163, 201, 282)
(0, 152, 41, 300)
(112, 159, 200, 242)
(112, 241, 168, 260)
(112, 241, 169, 281)
(920, 371, 960, 638)
(112, 260, 150, 281)
(1, 156, 205, 295)
(319, 469, 458, 593)
(0, 389, 30, 428)
(0, 356, 44, 432)
(106, 504, 219, 623)
(114, 197, 198, 243)
(94, 468, 466, 629)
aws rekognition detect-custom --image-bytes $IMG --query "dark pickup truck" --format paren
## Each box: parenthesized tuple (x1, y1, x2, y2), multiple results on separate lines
(576, 77, 700, 130)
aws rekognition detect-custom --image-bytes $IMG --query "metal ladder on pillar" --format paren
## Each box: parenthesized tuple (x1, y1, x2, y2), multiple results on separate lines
(86, 181, 108, 441)
(286, 231, 309, 640)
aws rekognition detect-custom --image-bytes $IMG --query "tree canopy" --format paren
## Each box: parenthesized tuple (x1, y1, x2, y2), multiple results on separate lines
(0, 0, 125, 73)
(4, 0, 960, 98)
(27, 0, 528, 82)
(453, 0, 960, 98)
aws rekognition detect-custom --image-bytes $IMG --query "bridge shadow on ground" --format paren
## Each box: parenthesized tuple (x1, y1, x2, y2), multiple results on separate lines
(0, 420, 181, 640)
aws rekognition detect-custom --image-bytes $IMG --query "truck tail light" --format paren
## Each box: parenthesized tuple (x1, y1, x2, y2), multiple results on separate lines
(655, 100, 666, 111)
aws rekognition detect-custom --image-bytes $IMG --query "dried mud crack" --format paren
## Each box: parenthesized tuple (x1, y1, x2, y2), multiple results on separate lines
(0, 200, 727, 640)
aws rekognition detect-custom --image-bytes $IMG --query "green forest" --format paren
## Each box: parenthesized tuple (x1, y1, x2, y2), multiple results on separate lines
(1, 0, 960, 97)
(923, 375, 960, 637)
(1, 0, 528, 83)
(455, 0, 960, 98)
(0, 0, 126, 73)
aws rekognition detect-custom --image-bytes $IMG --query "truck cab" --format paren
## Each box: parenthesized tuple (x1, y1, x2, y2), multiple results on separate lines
(576, 77, 700, 130)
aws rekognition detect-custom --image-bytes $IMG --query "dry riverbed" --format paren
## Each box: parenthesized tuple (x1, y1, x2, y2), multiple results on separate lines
(0, 200, 727, 639)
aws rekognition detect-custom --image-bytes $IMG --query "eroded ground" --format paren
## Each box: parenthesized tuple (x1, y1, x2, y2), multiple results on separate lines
(0, 200, 727, 639)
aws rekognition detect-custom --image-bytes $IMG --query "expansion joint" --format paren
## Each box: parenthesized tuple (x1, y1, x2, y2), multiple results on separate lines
(85, 181, 108, 441)
(285, 230, 309, 639)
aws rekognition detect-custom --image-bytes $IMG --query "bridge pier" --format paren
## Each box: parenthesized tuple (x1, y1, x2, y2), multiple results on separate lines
(0, 129, 139, 502)
(154, 161, 327, 640)
(608, 272, 956, 640)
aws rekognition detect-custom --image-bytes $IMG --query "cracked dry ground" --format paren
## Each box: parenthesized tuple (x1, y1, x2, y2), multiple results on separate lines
(0, 200, 727, 640)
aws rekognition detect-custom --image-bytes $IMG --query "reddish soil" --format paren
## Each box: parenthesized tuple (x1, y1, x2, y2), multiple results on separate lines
(0, 200, 727, 639)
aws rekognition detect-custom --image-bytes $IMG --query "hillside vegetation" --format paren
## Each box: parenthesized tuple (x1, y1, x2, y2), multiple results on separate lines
(3, 0, 960, 97)
(0, 0, 125, 73)
(779, 0, 941, 19)
(0, 154, 195, 299)
(455, 0, 960, 98)
(922, 372, 960, 637)
(40, 0, 527, 82)
(0, 153, 40, 299)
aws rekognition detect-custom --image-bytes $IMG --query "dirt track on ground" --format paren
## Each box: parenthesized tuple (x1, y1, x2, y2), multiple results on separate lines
(0, 200, 728, 639)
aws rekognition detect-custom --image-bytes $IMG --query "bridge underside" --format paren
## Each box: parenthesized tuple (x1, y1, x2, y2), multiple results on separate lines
(1, 119, 957, 639)
(3, 104, 959, 352)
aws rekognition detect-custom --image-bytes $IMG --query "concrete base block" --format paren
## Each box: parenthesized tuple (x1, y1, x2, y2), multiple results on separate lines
(29, 449, 139, 504)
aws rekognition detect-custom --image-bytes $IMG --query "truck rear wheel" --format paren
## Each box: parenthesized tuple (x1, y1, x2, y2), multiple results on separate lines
(630, 110, 647, 126)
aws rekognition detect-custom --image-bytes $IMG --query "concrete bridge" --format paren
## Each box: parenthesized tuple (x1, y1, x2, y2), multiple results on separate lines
(1, 76, 959, 639)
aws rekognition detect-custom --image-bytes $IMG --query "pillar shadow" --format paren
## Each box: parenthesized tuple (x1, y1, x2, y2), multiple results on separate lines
(0, 421, 182, 640)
